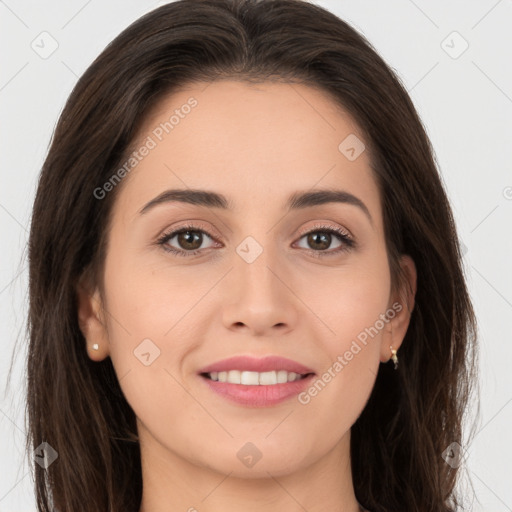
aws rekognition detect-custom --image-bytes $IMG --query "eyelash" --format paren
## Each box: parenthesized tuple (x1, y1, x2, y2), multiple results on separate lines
(156, 222, 355, 258)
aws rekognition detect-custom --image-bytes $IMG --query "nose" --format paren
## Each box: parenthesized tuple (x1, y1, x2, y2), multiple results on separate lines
(221, 246, 299, 337)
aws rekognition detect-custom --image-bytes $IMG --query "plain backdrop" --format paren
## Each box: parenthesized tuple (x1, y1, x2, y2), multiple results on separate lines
(1, 0, 511, 510)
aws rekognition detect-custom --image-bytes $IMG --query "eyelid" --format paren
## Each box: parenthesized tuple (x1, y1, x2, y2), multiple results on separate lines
(292, 222, 356, 256)
(157, 220, 352, 242)
(296, 221, 353, 239)
(156, 220, 222, 242)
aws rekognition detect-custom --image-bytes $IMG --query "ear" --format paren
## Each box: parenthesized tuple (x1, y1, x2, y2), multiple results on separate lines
(380, 254, 417, 363)
(76, 272, 110, 362)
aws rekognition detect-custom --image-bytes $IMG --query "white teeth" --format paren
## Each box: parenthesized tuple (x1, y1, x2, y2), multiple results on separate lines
(277, 370, 288, 383)
(287, 372, 298, 382)
(207, 370, 306, 385)
(259, 371, 277, 385)
(227, 370, 241, 384)
(240, 371, 259, 385)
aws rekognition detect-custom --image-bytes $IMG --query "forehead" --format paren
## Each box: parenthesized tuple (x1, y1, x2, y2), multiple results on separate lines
(113, 80, 381, 227)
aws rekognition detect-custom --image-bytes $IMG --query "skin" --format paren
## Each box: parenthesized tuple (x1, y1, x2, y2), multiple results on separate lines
(78, 80, 416, 512)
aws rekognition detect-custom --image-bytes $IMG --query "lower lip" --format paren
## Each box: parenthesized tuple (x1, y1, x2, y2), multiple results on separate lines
(199, 374, 316, 407)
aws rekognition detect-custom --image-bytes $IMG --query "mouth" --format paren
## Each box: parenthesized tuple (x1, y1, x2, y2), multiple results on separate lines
(200, 370, 315, 385)
(196, 355, 316, 407)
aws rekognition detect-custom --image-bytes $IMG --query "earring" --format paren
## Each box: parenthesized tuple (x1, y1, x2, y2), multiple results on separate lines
(390, 345, 398, 370)
(92, 343, 99, 351)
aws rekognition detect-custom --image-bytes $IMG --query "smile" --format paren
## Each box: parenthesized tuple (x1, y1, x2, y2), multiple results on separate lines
(203, 370, 312, 385)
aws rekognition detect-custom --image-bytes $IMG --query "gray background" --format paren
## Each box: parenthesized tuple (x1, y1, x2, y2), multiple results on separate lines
(1, 0, 511, 510)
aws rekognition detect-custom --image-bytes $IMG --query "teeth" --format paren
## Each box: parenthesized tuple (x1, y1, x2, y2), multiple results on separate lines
(277, 370, 288, 384)
(207, 370, 306, 385)
(241, 370, 259, 385)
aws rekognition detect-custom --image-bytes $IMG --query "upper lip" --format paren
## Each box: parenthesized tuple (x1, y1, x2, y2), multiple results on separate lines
(198, 355, 315, 375)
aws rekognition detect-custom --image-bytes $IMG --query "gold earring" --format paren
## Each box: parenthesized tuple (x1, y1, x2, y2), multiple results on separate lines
(390, 345, 398, 370)
(92, 343, 99, 351)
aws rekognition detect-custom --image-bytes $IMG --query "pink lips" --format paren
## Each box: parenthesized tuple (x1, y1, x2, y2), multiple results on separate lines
(197, 355, 316, 407)
(197, 355, 315, 375)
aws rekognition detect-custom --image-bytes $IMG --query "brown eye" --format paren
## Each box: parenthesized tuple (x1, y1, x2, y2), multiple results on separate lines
(157, 224, 218, 257)
(175, 230, 204, 251)
(305, 231, 334, 251)
(295, 224, 355, 257)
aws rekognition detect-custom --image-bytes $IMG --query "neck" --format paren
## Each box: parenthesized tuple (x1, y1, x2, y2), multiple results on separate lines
(138, 427, 361, 512)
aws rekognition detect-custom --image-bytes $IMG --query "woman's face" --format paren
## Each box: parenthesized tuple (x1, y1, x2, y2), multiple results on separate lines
(79, 80, 415, 479)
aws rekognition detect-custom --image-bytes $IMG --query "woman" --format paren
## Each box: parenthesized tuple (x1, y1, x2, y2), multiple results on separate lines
(26, 0, 478, 511)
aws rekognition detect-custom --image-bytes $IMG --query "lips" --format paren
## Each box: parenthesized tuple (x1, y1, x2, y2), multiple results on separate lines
(200, 372, 316, 407)
(197, 355, 315, 375)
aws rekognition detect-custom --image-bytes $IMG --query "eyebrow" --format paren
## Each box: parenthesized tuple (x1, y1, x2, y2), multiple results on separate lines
(139, 188, 373, 225)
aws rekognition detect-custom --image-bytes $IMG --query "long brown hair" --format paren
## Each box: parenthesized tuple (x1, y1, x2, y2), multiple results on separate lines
(25, 0, 478, 510)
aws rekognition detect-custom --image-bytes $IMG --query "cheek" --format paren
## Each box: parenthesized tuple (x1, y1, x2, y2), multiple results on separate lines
(306, 257, 392, 346)
(301, 263, 392, 416)
(103, 270, 196, 372)
(100, 259, 199, 438)
(329, 275, 390, 346)
(102, 245, 194, 334)
(296, 274, 391, 436)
